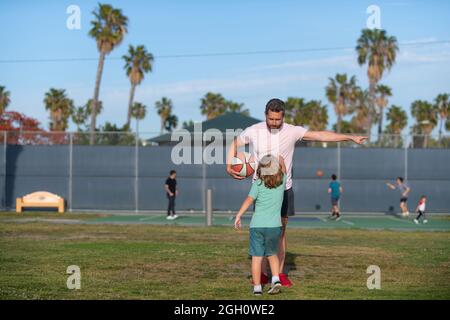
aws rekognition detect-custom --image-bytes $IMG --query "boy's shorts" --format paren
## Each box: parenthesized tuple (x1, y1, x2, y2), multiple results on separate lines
(331, 197, 340, 205)
(249, 227, 282, 257)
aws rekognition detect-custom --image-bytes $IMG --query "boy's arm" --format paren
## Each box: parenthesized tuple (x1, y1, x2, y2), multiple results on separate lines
(327, 188, 331, 194)
(386, 182, 395, 190)
(340, 186, 344, 193)
(234, 196, 254, 229)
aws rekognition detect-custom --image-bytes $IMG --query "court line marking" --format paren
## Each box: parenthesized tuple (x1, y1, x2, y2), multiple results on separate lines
(139, 216, 162, 221)
(387, 216, 413, 224)
(341, 220, 354, 226)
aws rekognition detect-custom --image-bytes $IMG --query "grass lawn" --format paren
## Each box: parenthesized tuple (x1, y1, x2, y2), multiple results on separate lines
(0, 212, 449, 299)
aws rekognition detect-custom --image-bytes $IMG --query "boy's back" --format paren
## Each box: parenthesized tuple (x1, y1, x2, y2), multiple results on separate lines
(249, 175, 287, 228)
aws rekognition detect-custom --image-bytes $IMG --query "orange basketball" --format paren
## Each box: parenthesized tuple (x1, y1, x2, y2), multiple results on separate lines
(316, 170, 324, 177)
(231, 152, 256, 178)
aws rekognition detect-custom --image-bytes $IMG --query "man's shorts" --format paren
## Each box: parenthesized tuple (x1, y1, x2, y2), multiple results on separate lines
(281, 188, 295, 217)
(249, 227, 282, 257)
(331, 197, 340, 206)
(400, 197, 408, 203)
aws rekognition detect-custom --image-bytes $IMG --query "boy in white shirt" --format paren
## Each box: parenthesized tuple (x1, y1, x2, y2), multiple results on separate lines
(414, 195, 428, 224)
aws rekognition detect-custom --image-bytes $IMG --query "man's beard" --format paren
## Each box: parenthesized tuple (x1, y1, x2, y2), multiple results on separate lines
(266, 121, 283, 132)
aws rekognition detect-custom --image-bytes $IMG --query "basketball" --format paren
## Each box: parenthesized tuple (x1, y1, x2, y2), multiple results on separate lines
(316, 170, 324, 177)
(231, 152, 256, 178)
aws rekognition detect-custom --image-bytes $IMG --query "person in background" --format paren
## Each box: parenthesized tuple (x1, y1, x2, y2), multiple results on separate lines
(328, 174, 343, 221)
(414, 195, 428, 224)
(165, 170, 179, 220)
(386, 177, 411, 217)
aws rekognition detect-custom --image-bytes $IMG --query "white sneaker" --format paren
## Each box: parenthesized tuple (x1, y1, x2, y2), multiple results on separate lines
(172, 214, 179, 219)
(414, 219, 419, 224)
(423, 219, 428, 224)
(166, 215, 174, 220)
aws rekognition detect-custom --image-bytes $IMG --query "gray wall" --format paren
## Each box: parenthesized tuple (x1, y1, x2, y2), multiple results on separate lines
(2, 145, 449, 213)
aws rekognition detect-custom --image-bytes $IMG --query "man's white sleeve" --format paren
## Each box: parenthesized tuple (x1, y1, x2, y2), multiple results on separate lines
(295, 125, 308, 141)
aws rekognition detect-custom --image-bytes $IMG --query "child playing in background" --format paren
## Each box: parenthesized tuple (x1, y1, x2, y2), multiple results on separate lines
(414, 195, 428, 224)
(234, 154, 287, 295)
(328, 174, 343, 221)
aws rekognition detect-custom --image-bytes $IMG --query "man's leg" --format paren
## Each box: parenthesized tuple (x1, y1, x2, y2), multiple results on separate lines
(167, 196, 171, 216)
(278, 217, 288, 274)
(172, 196, 176, 216)
(169, 196, 175, 216)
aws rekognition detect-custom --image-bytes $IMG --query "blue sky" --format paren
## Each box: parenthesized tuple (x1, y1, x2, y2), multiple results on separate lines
(1, 0, 449, 135)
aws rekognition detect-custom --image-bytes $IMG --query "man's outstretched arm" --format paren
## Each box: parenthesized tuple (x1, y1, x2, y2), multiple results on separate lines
(303, 131, 367, 145)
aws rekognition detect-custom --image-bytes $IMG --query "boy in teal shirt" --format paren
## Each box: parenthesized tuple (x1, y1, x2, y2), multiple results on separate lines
(234, 155, 287, 295)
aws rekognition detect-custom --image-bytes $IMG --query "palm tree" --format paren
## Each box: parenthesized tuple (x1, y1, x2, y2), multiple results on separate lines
(332, 120, 356, 134)
(200, 92, 227, 120)
(182, 120, 194, 129)
(325, 74, 358, 133)
(71, 99, 104, 132)
(306, 100, 328, 131)
(0, 86, 11, 114)
(385, 105, 407, 147)
(123, 45, 153, 130)
(386, 105, 407, 134)
(44, 88, 74, 131)
(226, 101, 250, 116)
(284, 97, 306, 125)
(88, 3, 128, 143)
(165, 114, 178, 132)
(155, 97, 174, 134)
(434, 93, 449, 141)
(71, 107, 88, 131)
(411, 100, 438, 148)
(351, 88, 371, 133)
(356, 29, 398, 135)
(131, 102, 147, 135)
(374, 84, 392, 138)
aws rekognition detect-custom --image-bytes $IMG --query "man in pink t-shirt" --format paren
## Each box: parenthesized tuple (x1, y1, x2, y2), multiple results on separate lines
(226, 98, 367, 287)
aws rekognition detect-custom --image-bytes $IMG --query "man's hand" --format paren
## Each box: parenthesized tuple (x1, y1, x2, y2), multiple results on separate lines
(234, 215, 242, 229)
(351, 135, 368, 145)
(226, 165, 245, 180)
(169, 192, 174, 197)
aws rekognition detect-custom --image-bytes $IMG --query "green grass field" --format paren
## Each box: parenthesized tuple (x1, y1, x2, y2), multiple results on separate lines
(0, 212, 449, 300)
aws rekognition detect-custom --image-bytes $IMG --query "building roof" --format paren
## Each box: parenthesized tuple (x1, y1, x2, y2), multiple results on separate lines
(148, 112, 261, 144)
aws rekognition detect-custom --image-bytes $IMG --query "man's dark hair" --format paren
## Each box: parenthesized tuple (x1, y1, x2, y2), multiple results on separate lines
(170, 170, 176, 176)
(265, 98, 285, 115)
(397, 177, 404, 182)
(420, 195, 427, 199)
(331, 174, 337, 180)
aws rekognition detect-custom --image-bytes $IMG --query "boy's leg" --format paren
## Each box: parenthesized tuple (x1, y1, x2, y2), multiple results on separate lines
(251, 256, 264, 286)
(266, 228, 283, 294)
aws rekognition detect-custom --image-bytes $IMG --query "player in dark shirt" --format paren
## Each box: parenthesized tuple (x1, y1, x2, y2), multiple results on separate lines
(165, 170, 179, 220)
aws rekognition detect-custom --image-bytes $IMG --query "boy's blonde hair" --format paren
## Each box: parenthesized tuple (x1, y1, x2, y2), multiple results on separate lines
(256, 155, 284, 189)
